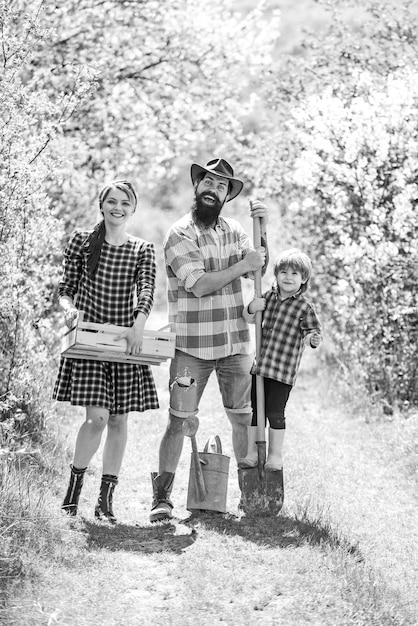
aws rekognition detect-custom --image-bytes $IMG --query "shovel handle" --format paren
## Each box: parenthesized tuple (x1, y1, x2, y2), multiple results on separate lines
(253, 214, 267, 448)
(253, 216, 263, 300)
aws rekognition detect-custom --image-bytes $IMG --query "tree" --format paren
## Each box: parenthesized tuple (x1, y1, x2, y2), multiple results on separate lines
(30, 0, 280, 226)
(0, 1, 73, 438)
(0, 0, 280, 439)
(251, 0, 418, 408)
(290, 69, 418, 407)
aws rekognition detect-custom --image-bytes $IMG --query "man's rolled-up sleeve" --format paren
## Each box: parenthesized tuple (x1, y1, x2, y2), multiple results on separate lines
(164, 230, 205, 291)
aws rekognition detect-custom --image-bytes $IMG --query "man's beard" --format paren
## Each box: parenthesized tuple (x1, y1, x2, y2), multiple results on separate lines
(191, 190, 224, 227)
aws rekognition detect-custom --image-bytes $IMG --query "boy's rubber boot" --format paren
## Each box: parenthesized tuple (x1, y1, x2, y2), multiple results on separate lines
(264, 428, 285, 472)
(149, 472, 175, 523)
(237, 426, 258, 469)
(95, 474, 118, 523)
(61, 464, 87, 516)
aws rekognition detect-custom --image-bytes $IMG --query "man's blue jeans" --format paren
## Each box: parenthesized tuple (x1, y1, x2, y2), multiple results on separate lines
(169, 350, 253, 426)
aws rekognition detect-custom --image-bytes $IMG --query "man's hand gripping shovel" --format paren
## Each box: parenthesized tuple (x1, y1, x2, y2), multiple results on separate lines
(238, 212, 284, 516)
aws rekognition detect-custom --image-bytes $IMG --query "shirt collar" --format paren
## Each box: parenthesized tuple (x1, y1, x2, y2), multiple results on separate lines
(192, 214, 226, 235)
(273, 284, 303, 301)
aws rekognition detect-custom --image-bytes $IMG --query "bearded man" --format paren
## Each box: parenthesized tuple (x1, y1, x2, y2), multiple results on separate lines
(150, 158, 268, 522)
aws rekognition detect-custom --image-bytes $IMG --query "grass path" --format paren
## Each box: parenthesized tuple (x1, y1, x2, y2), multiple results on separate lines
(6, 331, 418, 625)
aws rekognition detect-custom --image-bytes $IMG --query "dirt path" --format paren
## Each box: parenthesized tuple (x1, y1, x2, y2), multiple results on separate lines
(8, 344, 418, 625)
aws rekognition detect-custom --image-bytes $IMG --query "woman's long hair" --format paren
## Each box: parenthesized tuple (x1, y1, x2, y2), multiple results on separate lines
(86, 180, 138, 275)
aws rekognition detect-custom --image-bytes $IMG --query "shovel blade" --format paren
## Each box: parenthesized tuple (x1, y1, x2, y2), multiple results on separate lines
(238, 467, 284, 516)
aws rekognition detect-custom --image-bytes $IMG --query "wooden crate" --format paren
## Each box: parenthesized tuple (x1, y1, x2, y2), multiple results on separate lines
(61, 316, 175, 366)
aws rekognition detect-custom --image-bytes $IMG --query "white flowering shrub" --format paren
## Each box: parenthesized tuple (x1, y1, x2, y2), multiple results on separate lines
(0, 0, 280, 443)
(289, 68, 418, 407)
(33, 0, 279, 227)
(0, 3, 86, 443)
(242, 1, 418, 410)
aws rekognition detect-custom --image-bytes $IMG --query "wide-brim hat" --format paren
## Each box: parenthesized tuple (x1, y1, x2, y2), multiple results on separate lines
(190, 158, 244, 202)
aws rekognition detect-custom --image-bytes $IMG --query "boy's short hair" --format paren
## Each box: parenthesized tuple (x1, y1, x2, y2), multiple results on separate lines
(273, 248, 312, 293)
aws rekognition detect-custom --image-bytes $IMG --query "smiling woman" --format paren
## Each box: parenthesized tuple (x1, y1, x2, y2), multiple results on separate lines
(52, 179, 159, 523)
(100, 187, 136, 238)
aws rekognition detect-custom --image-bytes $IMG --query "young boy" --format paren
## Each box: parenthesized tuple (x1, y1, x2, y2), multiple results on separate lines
(238, 248, 322, 471)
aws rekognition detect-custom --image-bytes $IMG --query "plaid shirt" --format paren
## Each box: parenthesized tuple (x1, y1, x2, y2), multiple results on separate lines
(245, 287, 322, 385)
(164, 213, 253, 359)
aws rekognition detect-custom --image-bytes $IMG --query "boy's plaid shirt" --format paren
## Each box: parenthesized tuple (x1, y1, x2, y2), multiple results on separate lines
(164, 213, 253, 359)
(245, 287, 322, 385)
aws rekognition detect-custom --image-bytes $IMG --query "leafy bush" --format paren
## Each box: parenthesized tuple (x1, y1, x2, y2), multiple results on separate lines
(31, 0, 280, 226)
(247, 1, 418, 409)
(0, 2, 83, 444)
(288, 67, 418, 407)
(0, 0, 281, 444)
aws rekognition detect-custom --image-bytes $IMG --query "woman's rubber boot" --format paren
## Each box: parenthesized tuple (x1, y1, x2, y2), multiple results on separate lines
(94, 474, 118, 523)
(264, 428, 285, 472)
(61, 464, 87, 516)
(149, 472, 175, 523)
(237, 426, 258, 469)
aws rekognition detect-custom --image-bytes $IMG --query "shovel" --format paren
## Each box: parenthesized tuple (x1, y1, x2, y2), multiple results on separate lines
(183, 415, 207, 502)
(238, 214, 284, 515)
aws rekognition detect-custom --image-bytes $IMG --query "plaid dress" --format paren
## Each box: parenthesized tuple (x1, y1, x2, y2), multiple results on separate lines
(52, 230, 159, 414)
(248, 287, 322, 386)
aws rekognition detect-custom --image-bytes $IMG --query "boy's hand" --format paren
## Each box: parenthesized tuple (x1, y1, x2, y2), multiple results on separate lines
(309, 332, 322, 348)
(249, 297, 266, 314)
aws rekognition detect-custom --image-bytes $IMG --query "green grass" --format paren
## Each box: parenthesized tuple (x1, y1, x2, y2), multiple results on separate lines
(1, 312, 417, 624)
(0, 438, 88, 624)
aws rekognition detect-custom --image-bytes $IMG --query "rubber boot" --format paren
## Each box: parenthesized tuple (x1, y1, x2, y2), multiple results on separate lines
(149, 472, 175, 523)
(265, 428, 285, 472)
(94, 474, 118, 523)
(237, 426, 258, 469)
(61, 464, 87, 516)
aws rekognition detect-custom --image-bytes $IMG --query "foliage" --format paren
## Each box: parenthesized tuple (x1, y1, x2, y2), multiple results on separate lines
(289, 68, 418, 407)
(0, 1, 83, 443)
(30, 0, 280, 229)
(0, 453, 87, 616)
(0, 0, 279, 443)
(250, 0, 418, 408)
(3, 361, 418, 625)
(4, 0, 417, 427)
